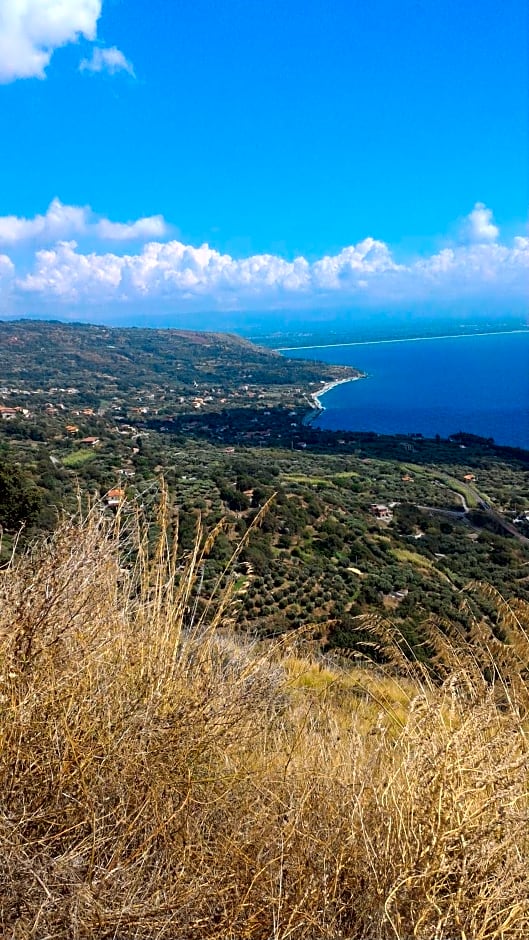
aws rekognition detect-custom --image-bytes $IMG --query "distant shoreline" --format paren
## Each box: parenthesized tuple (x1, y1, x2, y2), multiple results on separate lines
(279, 328, 529, 353)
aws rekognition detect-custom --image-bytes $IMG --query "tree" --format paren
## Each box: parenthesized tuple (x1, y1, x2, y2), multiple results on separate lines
(0, 462, 42, 532)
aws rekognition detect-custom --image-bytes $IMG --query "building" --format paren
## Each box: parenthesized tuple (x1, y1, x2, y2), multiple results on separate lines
(0, 406, 18, 420)
(370, 504, 393, 521)
(105, 487, 126, 507)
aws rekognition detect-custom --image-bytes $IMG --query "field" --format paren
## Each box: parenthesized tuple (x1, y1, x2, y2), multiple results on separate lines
(62, 447, 98, 467)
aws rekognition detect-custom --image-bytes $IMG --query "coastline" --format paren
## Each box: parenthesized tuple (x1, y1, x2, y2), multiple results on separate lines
(279, 327, 529, 353)
(310, 375, 364, 412)
(295, 330, 529, 449)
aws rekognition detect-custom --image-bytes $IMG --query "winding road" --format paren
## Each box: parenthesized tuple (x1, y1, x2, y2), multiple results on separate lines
(416, 486, 529, 545)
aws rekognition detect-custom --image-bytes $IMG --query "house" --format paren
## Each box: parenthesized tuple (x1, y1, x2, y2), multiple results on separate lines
(0, 406, 18, 420)
(80, 436, 100, 446)
(463, 473, 476, 482)
(401, 474, 413, 482)
(0, 405, 30, 419)
(105, 487, 125, 507)
(65, 425, 79, 434)
(370, 503, 393, 521)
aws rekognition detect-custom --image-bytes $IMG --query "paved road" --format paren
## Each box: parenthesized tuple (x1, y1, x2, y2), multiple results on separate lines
(416, 486, 529, 546)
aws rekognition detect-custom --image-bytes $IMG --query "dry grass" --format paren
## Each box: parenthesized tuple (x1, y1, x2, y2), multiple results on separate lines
(0, 496, 528, 939)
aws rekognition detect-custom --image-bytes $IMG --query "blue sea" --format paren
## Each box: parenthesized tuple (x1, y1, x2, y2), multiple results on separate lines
(284, 330, 529, 450)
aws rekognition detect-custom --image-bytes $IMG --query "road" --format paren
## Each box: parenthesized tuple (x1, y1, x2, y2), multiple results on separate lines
(416, 486, 529, 545)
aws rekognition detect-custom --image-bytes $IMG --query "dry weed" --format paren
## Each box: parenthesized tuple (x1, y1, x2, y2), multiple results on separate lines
(0, 498, 528, 938)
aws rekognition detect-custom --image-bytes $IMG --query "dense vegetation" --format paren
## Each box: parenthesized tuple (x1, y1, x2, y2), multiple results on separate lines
(0, 319, 357, 411)
(2, 320, 529, 664)
(3, 426, 529, 661)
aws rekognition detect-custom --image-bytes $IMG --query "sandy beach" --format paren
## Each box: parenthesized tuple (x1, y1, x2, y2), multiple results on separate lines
(311, 375, 363, 411)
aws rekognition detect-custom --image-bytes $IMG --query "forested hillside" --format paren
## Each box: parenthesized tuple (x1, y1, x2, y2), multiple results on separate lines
(2, 321, 529, 663)
(0, 319, 357, 409)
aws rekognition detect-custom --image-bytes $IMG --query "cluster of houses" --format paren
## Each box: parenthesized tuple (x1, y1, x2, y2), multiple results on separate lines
(0, 398, 101, 422)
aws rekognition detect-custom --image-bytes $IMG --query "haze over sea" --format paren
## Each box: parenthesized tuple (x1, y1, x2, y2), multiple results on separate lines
(283, 330, 529, 450)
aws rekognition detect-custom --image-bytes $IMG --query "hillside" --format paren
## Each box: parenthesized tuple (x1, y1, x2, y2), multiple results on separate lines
(2, 319, 529, 664)
(0, 506, 528, 939)
(0, 319, 358, 413)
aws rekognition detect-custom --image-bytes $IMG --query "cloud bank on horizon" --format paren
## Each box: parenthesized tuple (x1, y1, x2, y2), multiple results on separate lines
(0, 0, 133, 82)
(0, 200, 527, 318)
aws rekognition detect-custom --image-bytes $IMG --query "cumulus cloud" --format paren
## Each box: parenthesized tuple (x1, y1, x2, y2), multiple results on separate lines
(0, 200, 87, 244)
(0, 0, 101, 82)
(0, 199, 169, 245)
(312, 239, 400, 290)
(410, 239, 529, 301)
(14, 233, 529, 310)
(0, 254, 15, 279)
(96, 215, 167, 241)
(0, 253, 15, 312)
(464, 202, 500, 243)
(16, 240, 313, 301)
(80, 45, 135, 76)
(19, 241, 122, 298)
(3, 201, 528, 313)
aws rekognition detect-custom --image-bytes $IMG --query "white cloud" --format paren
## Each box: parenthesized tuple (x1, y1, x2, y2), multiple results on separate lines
(80, 45, 134, 76)
(0, 253, 15, 312)
(19, 241, 122, 298)
(16, 240, 313, 301)
(4, 201, 528, 313)
(0, 199, 170, 245)
(0, 0, 101, 82)
(312, 239, 400, 289)
(0, 199, 87, 244)
(464, 202, 499, 243)
(96, 215, 167, 241)
(411, 240, 529, 299)
(14, 231, 529, 310)
(0, 254, 15, 278)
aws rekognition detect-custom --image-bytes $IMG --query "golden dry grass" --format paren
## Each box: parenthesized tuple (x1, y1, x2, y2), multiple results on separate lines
(0, 498, 528, 938)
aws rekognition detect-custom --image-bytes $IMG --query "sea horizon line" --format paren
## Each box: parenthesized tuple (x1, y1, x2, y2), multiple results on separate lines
(277, 327, 529, 352)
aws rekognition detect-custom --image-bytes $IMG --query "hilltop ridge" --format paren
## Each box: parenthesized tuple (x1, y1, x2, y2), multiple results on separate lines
(0, 319, 358, 414)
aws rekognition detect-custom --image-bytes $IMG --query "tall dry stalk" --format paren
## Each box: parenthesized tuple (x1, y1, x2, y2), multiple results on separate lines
(0, 496, 528, 938)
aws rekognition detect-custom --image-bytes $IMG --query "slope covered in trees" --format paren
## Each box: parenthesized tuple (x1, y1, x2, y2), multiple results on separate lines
(2, 319, 529, 663)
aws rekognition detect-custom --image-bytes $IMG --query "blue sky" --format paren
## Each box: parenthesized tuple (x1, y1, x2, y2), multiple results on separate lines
(0, 0, 527, 326)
